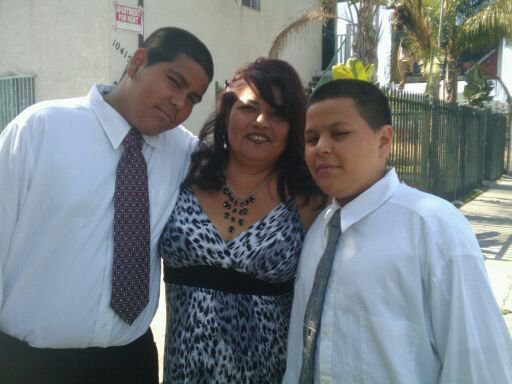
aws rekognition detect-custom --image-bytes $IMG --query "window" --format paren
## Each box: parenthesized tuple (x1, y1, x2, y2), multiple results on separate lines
(0, 74, 35, 132)
(242, 0, 260, 11)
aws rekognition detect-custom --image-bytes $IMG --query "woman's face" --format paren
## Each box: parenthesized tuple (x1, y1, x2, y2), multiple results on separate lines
(226, 82, 290, 168)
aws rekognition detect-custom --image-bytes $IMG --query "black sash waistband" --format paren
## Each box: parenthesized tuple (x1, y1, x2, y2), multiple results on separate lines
(163, 265, 294, 296)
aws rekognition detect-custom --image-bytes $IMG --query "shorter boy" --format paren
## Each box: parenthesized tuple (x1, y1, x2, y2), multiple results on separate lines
(283, 79, 512, 384)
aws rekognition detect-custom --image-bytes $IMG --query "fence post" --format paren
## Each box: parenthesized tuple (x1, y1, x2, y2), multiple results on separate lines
(482, 110, 489, 181)
(507, 113, 512, 175)
(428, 100, 438, 195)
(458, 107, 465, 199)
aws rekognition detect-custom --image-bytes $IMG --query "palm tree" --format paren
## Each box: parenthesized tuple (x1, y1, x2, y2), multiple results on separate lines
(268, 0, 384, 82)
(445, 0, 512, 102)
(268, 2, 338, 59)
(392, 0, 512, 102)
(392, 0, 442, 98)
(349, 0, 381, 70)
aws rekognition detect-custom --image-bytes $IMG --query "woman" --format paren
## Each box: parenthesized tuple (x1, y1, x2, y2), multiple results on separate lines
(159, 58, 323, 383)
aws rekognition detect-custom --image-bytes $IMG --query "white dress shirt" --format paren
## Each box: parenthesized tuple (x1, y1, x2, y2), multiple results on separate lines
(0, 84, 197, 348)
(284, 169, 512, 384)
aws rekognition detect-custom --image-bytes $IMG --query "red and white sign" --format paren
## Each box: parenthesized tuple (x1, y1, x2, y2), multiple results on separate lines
(114, 2, 143, 34)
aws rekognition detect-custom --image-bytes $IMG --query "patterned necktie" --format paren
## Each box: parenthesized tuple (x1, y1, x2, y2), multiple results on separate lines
(298, 209, 341, 384)
(111, 128, 150, 325)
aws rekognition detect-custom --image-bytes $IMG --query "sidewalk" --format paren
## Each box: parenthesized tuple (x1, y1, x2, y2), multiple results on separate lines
(459, 175, 512, 334)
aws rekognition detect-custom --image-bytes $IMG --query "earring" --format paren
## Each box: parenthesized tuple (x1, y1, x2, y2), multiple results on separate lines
(223, 133, 228, 151)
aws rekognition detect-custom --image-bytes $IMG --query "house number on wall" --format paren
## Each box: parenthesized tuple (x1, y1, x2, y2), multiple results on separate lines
(112, 39, 132, 63)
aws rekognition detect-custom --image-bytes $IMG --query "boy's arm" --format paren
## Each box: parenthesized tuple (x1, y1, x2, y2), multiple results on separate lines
(430, 251, 512, 383)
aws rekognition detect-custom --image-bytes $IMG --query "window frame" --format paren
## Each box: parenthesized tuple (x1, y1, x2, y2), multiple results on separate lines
(242, 0, 260, 11)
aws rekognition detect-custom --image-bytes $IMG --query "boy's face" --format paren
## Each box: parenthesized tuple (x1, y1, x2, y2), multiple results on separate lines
(124, 50, 210, 136)
(305, 97, 392, 206)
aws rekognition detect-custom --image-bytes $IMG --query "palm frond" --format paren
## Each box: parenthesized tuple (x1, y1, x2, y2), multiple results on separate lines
(268, 8, 337, 58)
(392, 0, 443, 97)
(393, 0, 440, 75)
(394, 0, 433, 51)
(458, 0, 512, 53)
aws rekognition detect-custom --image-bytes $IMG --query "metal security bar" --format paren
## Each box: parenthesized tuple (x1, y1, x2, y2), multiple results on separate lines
(505, 114, 511, 174)
(335, 32, 352, 65)
(484, 112, 507, 180)
(385, 88, 507, 201)
(387, 90, 430, 191)
(0, 74, 35, 133)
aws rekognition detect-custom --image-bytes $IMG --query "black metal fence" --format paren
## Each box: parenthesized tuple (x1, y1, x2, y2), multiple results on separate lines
(386, 88, 507, 201)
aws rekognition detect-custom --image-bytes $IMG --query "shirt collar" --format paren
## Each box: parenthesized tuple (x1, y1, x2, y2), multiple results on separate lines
(86, 83, 161, 149)
(325, 168, 401, 233)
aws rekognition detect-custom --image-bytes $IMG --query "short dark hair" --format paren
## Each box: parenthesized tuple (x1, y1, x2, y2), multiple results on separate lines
(308, 79, 391, 131)
(142, 27, 214, 81)
(185, 57, 322, 202)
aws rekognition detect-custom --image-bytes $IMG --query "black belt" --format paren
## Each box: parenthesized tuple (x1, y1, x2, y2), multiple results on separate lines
(163, 265, 294, 296)
(0, 328, 153, 353)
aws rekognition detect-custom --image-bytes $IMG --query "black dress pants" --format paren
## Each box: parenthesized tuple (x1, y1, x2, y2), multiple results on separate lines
(0, 328, 159, 384)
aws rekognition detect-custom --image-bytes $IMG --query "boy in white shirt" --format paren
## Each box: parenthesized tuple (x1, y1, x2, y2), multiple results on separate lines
(0, 27, 213, 383)
(283, 79, 512, 384)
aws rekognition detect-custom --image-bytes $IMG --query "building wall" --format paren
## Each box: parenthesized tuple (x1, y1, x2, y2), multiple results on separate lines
(498, 39, 512, 174)
(0, 0, 322, 133)
(498, 40, 512, 101)
(0, 1, 113, 102)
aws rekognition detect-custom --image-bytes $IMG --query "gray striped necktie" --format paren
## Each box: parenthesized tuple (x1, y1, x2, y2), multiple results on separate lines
(298, 209, 341, 384)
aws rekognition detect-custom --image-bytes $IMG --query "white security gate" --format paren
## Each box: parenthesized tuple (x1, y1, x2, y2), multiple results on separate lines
(0, 74, 35, 132)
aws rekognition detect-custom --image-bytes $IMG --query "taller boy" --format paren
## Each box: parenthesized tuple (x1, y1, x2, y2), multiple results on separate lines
(0, 27, 213, 383)
(284, 79, 512, 383)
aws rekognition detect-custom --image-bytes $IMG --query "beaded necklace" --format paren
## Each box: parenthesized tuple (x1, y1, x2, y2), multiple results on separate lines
(222, 175, 273, 233)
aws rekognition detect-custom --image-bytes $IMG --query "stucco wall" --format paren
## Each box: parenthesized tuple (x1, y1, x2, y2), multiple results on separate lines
(0, 0, 322, 133)
(0, 1, 113, 101)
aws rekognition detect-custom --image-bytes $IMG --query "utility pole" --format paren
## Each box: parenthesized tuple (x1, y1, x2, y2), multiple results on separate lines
(437, 0, 445, 48)
(138, 0, 144, 47)
(438, 0, 445, 99)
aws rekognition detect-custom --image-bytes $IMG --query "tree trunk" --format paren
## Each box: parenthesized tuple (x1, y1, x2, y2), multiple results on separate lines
(425, 53, 441, 100)
(352, 0, 378, 76)
(445, 52, 458, 103)
(390, 29, 402, 84)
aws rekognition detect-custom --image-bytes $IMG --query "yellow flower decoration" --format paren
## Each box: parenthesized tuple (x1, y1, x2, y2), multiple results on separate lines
(332, 58, 375, 82)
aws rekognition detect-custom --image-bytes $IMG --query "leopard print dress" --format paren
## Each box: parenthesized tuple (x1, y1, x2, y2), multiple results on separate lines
(159, 187, 305, 384)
